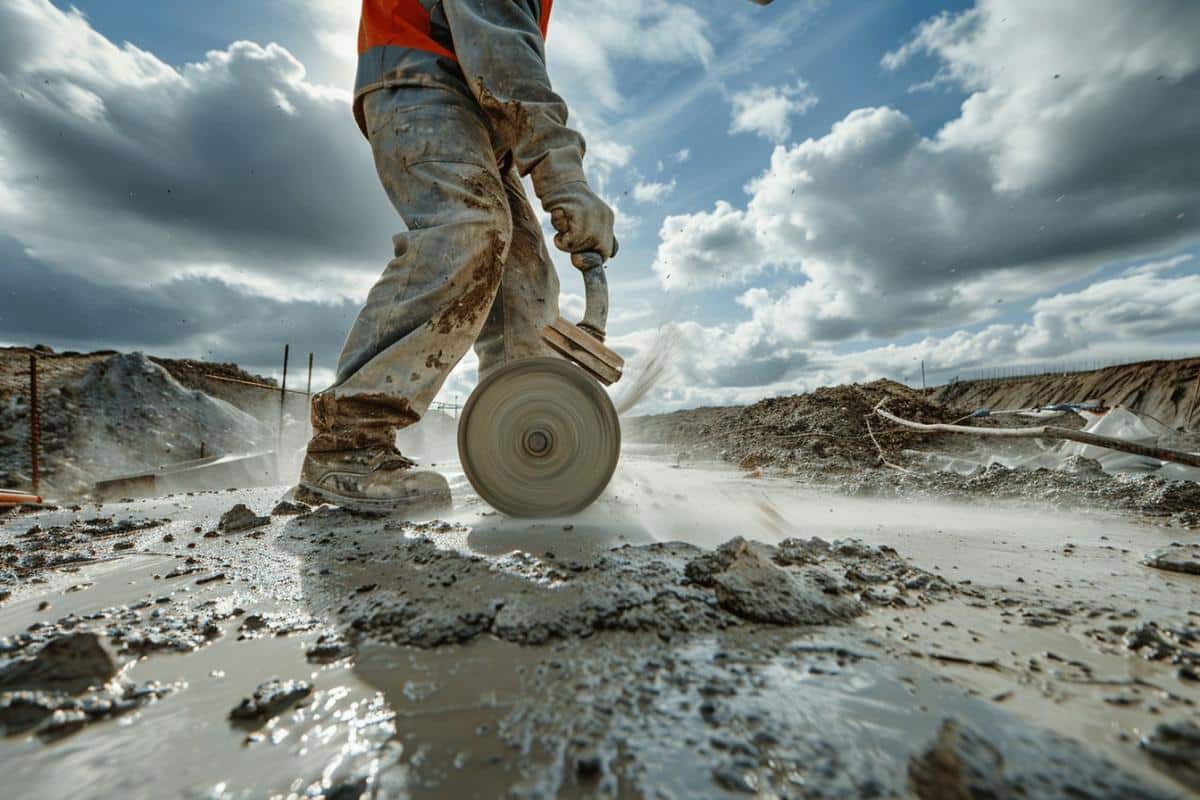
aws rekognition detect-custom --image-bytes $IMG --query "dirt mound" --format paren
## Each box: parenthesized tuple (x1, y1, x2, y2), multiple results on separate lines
(628, 379, 974, 471)
(0, 351, 269, 495)
(0, 346, 274, 411)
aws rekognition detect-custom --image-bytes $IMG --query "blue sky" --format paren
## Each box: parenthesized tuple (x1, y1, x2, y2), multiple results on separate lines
(3, 0, 1199, 411)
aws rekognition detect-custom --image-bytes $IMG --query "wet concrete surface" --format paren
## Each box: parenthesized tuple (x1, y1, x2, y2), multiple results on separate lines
(1, 449, 1198, 797)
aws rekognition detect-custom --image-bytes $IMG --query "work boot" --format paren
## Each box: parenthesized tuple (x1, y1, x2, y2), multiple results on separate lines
(295, 446, 451, 513)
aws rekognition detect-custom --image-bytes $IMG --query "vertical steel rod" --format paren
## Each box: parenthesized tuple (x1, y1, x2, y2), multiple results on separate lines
(278, 345, 290, 458)
(29, 354, 40, 495)
(306, 352, 314, 397)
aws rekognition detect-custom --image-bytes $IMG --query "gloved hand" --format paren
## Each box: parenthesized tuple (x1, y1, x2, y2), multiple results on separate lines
(541, 181, 617, 262)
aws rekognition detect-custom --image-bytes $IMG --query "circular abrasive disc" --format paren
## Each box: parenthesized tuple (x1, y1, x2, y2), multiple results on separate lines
(458, 357, 621, 518)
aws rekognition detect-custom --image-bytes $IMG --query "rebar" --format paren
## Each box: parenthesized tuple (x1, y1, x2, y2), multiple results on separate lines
(278, 344, 290, 459)
(29, 354, 39, 495)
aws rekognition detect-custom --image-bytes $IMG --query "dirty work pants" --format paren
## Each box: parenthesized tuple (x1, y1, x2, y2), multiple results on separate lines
(310, 87, 561, 452)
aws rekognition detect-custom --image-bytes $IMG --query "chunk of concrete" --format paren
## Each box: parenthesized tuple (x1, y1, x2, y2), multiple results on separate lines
(0, 632, 118, 694)
(1143, 544, 1200, 576)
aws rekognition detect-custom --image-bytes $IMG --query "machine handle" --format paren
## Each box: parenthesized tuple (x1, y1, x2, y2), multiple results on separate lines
(572, 251, 609, 342)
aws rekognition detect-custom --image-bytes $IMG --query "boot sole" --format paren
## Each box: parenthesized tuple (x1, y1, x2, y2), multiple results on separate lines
(295, 482, 452, 514)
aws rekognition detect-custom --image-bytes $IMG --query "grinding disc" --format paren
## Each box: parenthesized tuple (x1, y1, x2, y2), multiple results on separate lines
(458, 357, 621, 518)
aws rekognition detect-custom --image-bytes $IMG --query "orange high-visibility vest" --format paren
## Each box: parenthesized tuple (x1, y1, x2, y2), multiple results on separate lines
(358, 0, 553, 60)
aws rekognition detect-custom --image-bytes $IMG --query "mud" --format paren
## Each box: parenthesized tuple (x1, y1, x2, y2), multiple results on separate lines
(0, 680, 176, 741)
(830, 463, 1200, 529)
(626, 379, 973, 471)
(0, 631, 177, 741)
(1123, 620, 1200, 677)
(309, 393, 419, 450)
(1, 457, 1197, 798)
(0, 514, 167, 586)
(432, 228, 507, 336)
(306, 529, 949, 650)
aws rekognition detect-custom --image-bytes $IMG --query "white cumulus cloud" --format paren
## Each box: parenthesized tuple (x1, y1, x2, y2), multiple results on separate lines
(633, 179, 677, 204)
(728, 80, 818, 143)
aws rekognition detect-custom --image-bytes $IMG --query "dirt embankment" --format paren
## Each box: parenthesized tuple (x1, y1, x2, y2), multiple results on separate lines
(934, 357, 1200, 429)
(151, 356, 310, 422)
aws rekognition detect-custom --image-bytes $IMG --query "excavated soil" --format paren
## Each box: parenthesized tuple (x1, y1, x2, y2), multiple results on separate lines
(626, 379, 974, 472)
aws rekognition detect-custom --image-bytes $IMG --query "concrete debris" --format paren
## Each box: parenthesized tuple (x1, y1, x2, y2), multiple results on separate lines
(1123, 621, 1200, 674)
(908, 719, 1010, 798)
(229, 678, 313, 723)
(0, 515, 167, 590)
(0, 681, 175, 740)
(684, 537, 862, 625)
(305, 635, 352, 664)
(1142, 543, 1200, 575)
(235, 612, 319, 640)
(218, 503, 270, 532)
(0, 632, 118, 694)
(270, 500, 310, 516)
(1059, 454, 1107, 476)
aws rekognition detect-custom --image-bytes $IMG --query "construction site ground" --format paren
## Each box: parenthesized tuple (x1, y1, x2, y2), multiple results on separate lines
(3, 351, 1200, 797)
(3, 445, 1199, 798)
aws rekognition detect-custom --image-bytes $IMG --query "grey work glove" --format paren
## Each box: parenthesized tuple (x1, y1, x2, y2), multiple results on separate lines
(542, 181, 617, 263)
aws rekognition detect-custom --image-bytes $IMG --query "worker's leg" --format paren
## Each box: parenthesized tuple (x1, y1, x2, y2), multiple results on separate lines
(474, 165, 562, 380)
(309, 88, 511, 453)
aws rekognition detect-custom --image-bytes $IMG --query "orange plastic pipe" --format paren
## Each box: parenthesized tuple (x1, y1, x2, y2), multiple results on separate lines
(0, 491, 42, 505)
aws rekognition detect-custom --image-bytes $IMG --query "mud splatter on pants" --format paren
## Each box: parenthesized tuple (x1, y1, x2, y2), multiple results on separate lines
(309, 87, 561, 452)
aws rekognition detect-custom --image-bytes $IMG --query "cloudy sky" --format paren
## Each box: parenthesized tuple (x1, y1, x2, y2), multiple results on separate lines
(1, 0, 1198, 412)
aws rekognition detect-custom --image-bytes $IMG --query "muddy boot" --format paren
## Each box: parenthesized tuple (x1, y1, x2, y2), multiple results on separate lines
(295, 447, 451, 513)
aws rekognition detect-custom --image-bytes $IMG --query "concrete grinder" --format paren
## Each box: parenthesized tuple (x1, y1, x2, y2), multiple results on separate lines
(458, 252, 624, 517)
